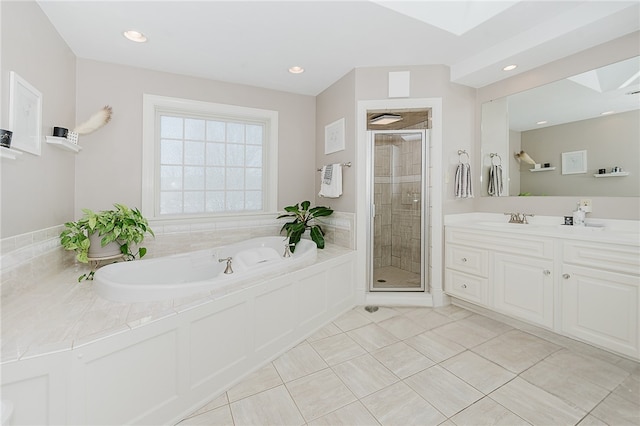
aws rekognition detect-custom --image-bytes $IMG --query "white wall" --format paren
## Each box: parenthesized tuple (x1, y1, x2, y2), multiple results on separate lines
(315, 65, 477, 216)
(315, 70, 356, 212)
(475, 32, 640, 219)
(353, 65, 477, 216)
(0, 1, 76, 237)
(74, 59, 317, 216)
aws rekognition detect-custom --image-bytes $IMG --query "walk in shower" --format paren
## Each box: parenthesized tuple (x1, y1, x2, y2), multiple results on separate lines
(369, 128, 429, 292)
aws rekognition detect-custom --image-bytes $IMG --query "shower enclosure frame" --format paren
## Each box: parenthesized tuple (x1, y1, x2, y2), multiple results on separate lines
(356, 97, 444, 308)
(367, 129, 429, 292)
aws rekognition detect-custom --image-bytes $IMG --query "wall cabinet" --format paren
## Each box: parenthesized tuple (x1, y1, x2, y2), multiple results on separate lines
(445, 225, 639, 360)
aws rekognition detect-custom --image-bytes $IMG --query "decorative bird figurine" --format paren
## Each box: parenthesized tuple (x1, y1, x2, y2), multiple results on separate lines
(515, 150, 536, 165)
(74, 106, 112, 135)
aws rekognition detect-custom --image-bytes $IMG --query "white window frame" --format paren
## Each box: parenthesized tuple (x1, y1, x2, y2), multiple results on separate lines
(142, 94, 278, 221)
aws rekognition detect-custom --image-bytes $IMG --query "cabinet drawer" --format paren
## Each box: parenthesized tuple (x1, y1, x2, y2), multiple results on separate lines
(446, 227, 553, 259)
(446, 245, 488, 277)
(445, 269, 488, 305)
(563, 241, 640, 275)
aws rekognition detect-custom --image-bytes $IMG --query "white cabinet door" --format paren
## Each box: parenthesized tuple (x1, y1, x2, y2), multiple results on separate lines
(561, 264, 639, 359)
(494, 253, 554, 328)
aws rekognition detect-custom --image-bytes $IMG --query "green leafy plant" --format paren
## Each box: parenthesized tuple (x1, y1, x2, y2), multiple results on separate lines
(277, 201, 333, 252)
(60, 203, 154, 280)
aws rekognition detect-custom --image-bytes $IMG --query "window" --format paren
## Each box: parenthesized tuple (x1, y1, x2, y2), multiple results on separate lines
(142, 95, 278, 219)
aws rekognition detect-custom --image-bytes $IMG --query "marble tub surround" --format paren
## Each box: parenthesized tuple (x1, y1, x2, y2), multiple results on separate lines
(0, 212, 355, 291)
(177, 305, 640, 426)
(118, 212, 354, 259)
(1, 243, 353, 364)
(0, 225, 75, 299)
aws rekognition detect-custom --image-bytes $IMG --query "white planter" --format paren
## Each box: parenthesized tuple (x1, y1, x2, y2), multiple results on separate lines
(88, 232, 122, 259)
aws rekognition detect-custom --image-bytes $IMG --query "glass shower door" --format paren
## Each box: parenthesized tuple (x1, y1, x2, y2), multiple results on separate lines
(370, 131, 427, 292)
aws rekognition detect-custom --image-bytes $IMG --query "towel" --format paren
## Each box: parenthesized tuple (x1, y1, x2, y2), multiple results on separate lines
(454, 162, 473, 198)
(488, 164, 503, 196)
(318, 163, 342, 198)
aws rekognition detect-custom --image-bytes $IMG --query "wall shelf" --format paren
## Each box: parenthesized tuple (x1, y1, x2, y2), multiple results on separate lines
(593, 172, 629, 178)
(46, 136, 81, 153)
(0, 146, 24, 160)
(529, 167, 556, 172)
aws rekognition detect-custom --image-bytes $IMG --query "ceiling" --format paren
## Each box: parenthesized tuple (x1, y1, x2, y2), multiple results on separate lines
(37, 0, 640, 96)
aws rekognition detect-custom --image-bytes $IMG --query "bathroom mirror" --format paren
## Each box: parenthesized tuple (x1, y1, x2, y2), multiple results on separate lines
(480, 56, 640, 197)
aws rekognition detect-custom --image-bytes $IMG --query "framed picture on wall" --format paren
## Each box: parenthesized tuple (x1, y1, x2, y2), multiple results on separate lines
(561, 150, 587, 175)
(324, 118, 345, 154)
(9, 71, 42, 156)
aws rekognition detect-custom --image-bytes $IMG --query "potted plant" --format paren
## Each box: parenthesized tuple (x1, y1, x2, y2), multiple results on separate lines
(277, 200, 333, 252)
(60, 203, 154, 280)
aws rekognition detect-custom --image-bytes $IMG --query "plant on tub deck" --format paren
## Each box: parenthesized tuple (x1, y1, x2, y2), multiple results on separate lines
(60, 203, 154, 280)
(277, 200, 333, 252)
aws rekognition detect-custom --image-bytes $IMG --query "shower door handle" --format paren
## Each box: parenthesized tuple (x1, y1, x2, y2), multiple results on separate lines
(371, 204, 376, 218)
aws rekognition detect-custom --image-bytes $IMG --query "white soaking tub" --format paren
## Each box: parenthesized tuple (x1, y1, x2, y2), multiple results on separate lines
(94, 236, 317, 302)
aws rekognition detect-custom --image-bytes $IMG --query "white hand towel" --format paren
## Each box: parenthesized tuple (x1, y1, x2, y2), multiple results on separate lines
(455, 162, 473, 198)
(319, 163, 343, 198)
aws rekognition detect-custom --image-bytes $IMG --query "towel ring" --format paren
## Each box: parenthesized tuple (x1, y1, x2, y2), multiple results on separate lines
(490, 153, 502, 166)
(457, 150, 470, 163)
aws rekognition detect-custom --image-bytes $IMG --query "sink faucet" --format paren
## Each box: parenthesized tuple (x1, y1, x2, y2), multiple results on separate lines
(504, 212, 534, 224)
(219, 257, 233, 274)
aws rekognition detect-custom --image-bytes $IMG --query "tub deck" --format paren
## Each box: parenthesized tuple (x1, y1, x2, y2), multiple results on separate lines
(1, 244, 353, 363)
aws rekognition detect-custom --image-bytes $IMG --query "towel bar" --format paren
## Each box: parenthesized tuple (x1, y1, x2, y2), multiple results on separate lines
(317, 162, 352, 172)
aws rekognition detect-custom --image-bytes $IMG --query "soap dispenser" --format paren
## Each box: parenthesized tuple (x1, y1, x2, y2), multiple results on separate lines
(573, 202, 585, 226)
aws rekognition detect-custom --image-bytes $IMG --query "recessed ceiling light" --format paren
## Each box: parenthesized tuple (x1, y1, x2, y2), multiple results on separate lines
(123, 30, 147, 43)
(370, 114, 403, 125)
(601, 110, 615, 115)
(503, 64, 517, 71)
(536, 120, 548, 125)
(288, 66, 304, 74)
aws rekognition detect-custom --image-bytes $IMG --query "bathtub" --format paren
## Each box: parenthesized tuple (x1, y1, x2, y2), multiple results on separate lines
(94, 236, 317, 302)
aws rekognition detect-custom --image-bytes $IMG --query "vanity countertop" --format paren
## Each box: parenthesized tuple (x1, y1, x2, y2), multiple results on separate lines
(445, 213, 640, 246)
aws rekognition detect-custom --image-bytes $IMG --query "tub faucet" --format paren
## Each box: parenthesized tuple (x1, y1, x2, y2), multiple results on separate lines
(219, 257, 233, 274)
(283, 243, 295, 258)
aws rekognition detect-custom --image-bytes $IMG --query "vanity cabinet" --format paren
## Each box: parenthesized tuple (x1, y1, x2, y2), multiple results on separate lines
(493, 253, 554, 328)
(445, 224, 640, 360)
(445, 227, 554, 328)
(560, 240, 639, 358)
(445, 244, 488, 305)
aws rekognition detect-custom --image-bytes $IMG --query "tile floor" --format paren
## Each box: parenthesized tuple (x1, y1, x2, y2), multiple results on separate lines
(177, 305, 640, 426)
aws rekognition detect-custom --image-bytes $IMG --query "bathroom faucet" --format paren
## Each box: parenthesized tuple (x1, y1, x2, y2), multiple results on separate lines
(219, 257, 233, 274)
(504, 212, 534, 224)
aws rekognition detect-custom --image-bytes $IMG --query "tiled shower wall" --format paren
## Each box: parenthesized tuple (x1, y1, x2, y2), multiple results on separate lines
(0, 213, 354, 298)
(373, 135, 424, 275)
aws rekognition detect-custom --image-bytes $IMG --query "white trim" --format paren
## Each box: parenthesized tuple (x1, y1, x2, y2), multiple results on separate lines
(356, 98, 444, 307)
(142, 94, 278, 220)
